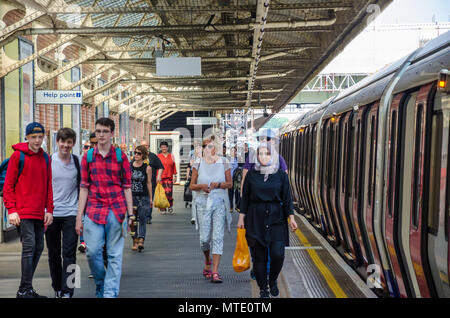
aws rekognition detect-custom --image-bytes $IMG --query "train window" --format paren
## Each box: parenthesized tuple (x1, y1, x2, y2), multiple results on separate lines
(446, 121, 450, 241)
(412, 104, 424, 230)
(387, 111, 397, 217)
(355, 119, 361, 196)
(342, 122, 348, 193)
(329, 124, 335, 189)
(428, 112, 443, 235)
(368, 115, 375, 207)
(322, 125, 328, 187)
(347, 121, 356, 198)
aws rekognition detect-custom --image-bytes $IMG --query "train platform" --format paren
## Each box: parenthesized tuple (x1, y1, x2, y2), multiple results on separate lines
(0, 186, 376, 298)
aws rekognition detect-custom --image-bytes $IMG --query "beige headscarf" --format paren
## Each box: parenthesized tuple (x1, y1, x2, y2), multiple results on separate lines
(252, 142, 280, 182)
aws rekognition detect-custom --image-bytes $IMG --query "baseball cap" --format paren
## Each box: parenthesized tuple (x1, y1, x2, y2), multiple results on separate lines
(25, 122, 45, 136)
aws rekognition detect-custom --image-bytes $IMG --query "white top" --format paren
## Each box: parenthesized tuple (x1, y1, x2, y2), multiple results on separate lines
(51, 153, 79, 217)
(192, 156, 232, 232)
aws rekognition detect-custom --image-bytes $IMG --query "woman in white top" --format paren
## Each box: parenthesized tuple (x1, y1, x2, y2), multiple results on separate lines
(190, 136, 233, 283)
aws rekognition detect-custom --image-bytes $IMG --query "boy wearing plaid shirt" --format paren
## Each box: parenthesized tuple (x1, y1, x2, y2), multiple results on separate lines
(75, 117, 133, 298)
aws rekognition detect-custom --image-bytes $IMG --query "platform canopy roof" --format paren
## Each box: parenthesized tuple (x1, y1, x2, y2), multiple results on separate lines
(1, 0, 392, 122)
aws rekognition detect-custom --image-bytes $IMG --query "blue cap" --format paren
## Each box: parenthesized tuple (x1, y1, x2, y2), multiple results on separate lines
(25, 122, 45, 136)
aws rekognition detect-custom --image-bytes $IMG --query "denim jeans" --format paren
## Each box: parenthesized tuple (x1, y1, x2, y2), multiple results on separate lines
(17, 219, 45, 292)
(84, 210, 126, 298)
(146, 187, 156, 220)
(132, 195, 149, 239)
(45, 216, 78, 296)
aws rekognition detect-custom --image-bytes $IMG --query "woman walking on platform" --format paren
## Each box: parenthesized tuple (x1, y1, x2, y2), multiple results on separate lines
(130, 146, 153, 251)
(237, 142, 298, 298)
(157, 141, 177, 214)
(190, 136, 233, 283)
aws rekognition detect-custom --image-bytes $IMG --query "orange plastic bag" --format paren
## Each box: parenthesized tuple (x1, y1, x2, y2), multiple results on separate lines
(233, 228, 251, 272)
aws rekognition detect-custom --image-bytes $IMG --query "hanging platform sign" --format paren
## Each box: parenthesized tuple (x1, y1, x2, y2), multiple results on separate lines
(187, 117, 217, 125)
(156, 57, 201, 76)
(36, 90, 83, 105)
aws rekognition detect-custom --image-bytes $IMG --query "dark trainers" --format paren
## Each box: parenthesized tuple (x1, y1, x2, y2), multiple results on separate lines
(55, 291, 62, 298)
(269, 281, 279, 297)
(260, 289, 270, 298)
(17, 289, 47, 298)
(16, 290, 34, 298)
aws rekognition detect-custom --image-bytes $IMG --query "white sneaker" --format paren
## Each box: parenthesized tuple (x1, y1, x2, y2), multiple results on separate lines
(191, 218, 195, 225)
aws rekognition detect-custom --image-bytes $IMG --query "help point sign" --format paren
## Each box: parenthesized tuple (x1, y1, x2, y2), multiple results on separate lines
(36, 90, 83, 105)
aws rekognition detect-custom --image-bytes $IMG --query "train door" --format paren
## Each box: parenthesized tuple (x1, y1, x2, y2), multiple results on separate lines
(302, 128, 314, 220)
(408, 83, 438, 297)
(398, 91, 422, 297)
(325, 119, 344, 247)
(317, 120, 336, 240)
(290, 131, 300, 207)
(427, 86, 450, 297)
(350, 106, 373, 268)
(338, 112, 359, 264)
(384, 93, 414, 297)
(363, 102, 388, 293)
(296, 130, 306, 213)
(329, 117, 346, 249)
(310, 124, 323, 230)
(320, 119, 337, 242)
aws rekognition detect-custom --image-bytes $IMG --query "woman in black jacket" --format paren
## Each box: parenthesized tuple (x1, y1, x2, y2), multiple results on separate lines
(237, 142, 298, 298)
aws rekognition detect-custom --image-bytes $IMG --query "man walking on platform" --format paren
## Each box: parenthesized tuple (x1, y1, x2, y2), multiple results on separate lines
(140, 139, 163, 224)
(45, 128, 80, 298)
(75, 117, 133, 298)
(3, 122, 54, 298)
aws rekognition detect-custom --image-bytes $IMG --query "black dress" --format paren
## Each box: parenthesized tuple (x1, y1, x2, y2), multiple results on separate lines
(240, 168, 293, 248)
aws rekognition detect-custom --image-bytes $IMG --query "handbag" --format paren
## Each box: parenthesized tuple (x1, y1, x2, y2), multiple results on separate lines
(154, 183, 170, 209)
(232, 228, 251, 272)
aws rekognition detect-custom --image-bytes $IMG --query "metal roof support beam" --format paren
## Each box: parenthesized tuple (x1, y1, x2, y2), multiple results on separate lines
(109, 86, 149, 111)
(159, 110, 177, 122)
(85, 57, 253, 64)
(101, 43, 319, 53)
(0, 34, 77, 78)
(46, 3, 352, 14)
(35, 49, 100, 87)
(83, 73, 129, 99)
(19, 15, 338, 36)
(91, 84, 131, 108)
(119, 95, 155, 115)
(246, 0, 270, 108)
(146, 89, 283, 95)
(119, 71, 292, 84)
(0, 11, 46, 43)
(63, 65, 115, 91)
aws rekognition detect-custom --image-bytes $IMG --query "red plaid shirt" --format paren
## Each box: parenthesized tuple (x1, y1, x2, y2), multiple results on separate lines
(80, 146, 131, 224)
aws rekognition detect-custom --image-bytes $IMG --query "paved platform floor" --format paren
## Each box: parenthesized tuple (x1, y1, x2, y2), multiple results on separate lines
(0, 186, 376, 298)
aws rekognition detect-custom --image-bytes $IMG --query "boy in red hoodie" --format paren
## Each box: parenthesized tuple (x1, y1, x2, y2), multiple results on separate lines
(3, 122, 54, 298)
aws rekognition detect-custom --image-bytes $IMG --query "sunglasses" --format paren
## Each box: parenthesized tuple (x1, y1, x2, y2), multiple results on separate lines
(83, 145, 89, 149)
(202, 144, 214, 149)
(134, 151, 142, 155)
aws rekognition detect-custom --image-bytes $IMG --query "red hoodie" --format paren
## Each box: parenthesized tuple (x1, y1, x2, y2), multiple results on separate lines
(3, 142, 53, 219)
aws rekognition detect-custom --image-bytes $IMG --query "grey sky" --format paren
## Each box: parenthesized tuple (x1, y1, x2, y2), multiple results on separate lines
(375, 0, 450, 24)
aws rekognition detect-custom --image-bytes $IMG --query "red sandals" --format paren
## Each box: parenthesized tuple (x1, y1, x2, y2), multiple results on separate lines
(211, 272, 223, 283)
(203, 260, 212, 279)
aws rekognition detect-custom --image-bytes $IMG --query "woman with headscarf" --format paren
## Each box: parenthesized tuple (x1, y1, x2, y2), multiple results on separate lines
(237, 142, 298, 298)
(190, 136, 233, 283)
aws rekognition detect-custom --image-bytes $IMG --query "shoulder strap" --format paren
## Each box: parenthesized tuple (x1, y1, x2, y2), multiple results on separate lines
(87, 148, 94, 163)
(72, 154, 81, 180)
(17, 151, 25, 177)
(115, 147, 123, 163)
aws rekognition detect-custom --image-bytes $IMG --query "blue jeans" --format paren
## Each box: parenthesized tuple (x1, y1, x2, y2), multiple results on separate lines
(146, 187, 156, 220)
(84, 210, 126, 298)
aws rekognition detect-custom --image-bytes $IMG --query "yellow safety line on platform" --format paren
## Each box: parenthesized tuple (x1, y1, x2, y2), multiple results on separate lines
(293, 223, 348, 298)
